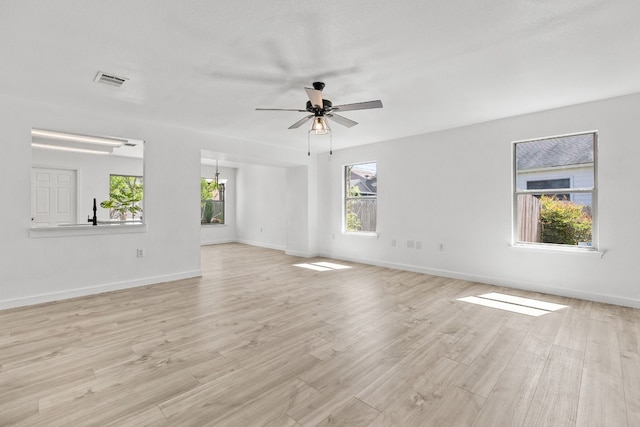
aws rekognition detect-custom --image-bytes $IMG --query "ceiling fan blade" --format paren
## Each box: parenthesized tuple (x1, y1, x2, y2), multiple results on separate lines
(331, 100, 383, 112)
(305, 87, 324, 108)
(326, 113, 358, 128)
(288, 115, 313, 129)
(256, 108, 307, 112)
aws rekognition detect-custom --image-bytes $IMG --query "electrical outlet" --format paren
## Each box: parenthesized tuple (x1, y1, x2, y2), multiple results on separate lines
(391, 239, 396, 247)
(137, 248, 144, 257)
(439, 243, 444, 251)
(416, 241, 422, 249)
(407, 240, 415, 248)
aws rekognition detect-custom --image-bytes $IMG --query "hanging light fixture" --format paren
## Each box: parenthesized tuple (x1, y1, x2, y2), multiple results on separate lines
(309, 117, 330, 135)
(308, 116, 332, 156)
(214, 159, 220, 188)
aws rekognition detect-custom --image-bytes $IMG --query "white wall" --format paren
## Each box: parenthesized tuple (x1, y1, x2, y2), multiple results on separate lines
(202, 162, 319, 256)
(236, 164, 287, 250)
(6, 89, 640, 310)
(200, 165, 237, 245)
(284, 163, 319, 257)
(317, 93, 640, 308)
(0, 102, 201, 309)
(284, 166, 310, 257)
(0, 94, 304, 310)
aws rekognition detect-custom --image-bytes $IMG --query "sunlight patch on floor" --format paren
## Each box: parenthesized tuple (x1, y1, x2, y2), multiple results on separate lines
(457, 292, 568, 317)
(312, 262, 352, 270)
(293, 262, 352, 272)
(479, 292, 567, 312)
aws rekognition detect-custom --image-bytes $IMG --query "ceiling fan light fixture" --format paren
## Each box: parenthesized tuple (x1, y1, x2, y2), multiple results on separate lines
(255, 82, 382, 156)
(309, 117, 331, 135)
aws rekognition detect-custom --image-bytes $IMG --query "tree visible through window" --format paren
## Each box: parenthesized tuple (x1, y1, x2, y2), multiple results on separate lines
(514, 132, 596, 248)
(345, 162, 377, 232)
(201, 178, 225, 224)
(100, 175, 143, 222)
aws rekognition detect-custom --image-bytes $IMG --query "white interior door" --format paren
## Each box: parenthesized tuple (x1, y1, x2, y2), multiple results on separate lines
(31, 167, 77, 227)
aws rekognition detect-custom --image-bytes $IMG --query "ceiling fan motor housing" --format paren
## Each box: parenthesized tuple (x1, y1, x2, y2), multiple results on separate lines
(306, 99, 332, 115)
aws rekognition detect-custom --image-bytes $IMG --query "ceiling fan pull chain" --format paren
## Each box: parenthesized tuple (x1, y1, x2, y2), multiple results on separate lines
(307, 132, 311, 156)
(330, 133, 333, 155)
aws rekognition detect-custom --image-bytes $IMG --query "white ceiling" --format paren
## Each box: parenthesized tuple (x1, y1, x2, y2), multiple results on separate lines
(2, 1, 640, 154)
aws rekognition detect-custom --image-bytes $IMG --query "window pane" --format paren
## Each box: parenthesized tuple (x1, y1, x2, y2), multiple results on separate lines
(515, 133, 594, 191)
(346, 162, 377, 196)
(346, 198, 377, 232)
(201, 179, 225, 224)
(345, 162, 377, 232)
(526, 178, 570, 190)
(516, 193, 593, 247)
(103, 175, 143, 221)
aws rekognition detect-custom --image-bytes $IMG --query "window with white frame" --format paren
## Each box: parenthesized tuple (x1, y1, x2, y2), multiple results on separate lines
(201, 178, 225, 224)
(102, 174, 144, 222)
(345, 162, 377, 232)
(513, 132, 596, 249)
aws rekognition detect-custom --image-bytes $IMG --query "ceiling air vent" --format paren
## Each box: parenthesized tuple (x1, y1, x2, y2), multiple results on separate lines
(94, 71, 128, 87)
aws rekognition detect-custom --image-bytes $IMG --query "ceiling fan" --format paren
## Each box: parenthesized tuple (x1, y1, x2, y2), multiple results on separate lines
(256, 82, 383, 155)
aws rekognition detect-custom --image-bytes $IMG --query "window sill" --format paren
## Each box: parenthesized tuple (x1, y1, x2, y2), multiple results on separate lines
(343, 231, 379, 238)
(510, 243, 605, 258)
(30, 224, 146, 238)
(201, 223, 226, 227)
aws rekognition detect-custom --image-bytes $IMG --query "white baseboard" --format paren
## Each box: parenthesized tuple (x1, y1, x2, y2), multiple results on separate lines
(236, 239, 286, 252)
(285, 249, 317, 258)
(201, 238, 237, 246)
(320, 252, 640, 309)
(0, 270, 202, 311)
(202, 239, 311, 257)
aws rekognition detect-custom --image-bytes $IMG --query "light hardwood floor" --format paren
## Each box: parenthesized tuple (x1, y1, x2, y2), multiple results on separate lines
(1, 243, 639, 426)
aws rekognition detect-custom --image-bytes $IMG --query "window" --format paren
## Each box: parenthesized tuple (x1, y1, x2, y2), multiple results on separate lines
(201, 178, 225, 224)
(102, 175, 143, 222)
(345, 162, 377, 232)
(527, 178, 571, 201)
(514, 132, 596, 249)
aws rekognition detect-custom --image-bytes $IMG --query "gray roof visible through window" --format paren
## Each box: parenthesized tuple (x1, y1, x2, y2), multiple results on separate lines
(516, 134, 594, 170)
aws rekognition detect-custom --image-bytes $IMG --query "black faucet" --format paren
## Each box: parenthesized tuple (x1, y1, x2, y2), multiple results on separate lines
(88, 198, 97, 226)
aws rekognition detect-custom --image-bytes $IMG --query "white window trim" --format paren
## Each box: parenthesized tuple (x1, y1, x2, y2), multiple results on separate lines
(509, 242, 605, 258)
(512, 131, 598, 252)
(343, 231, 379, 238)
(343, 161, 378, 234)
